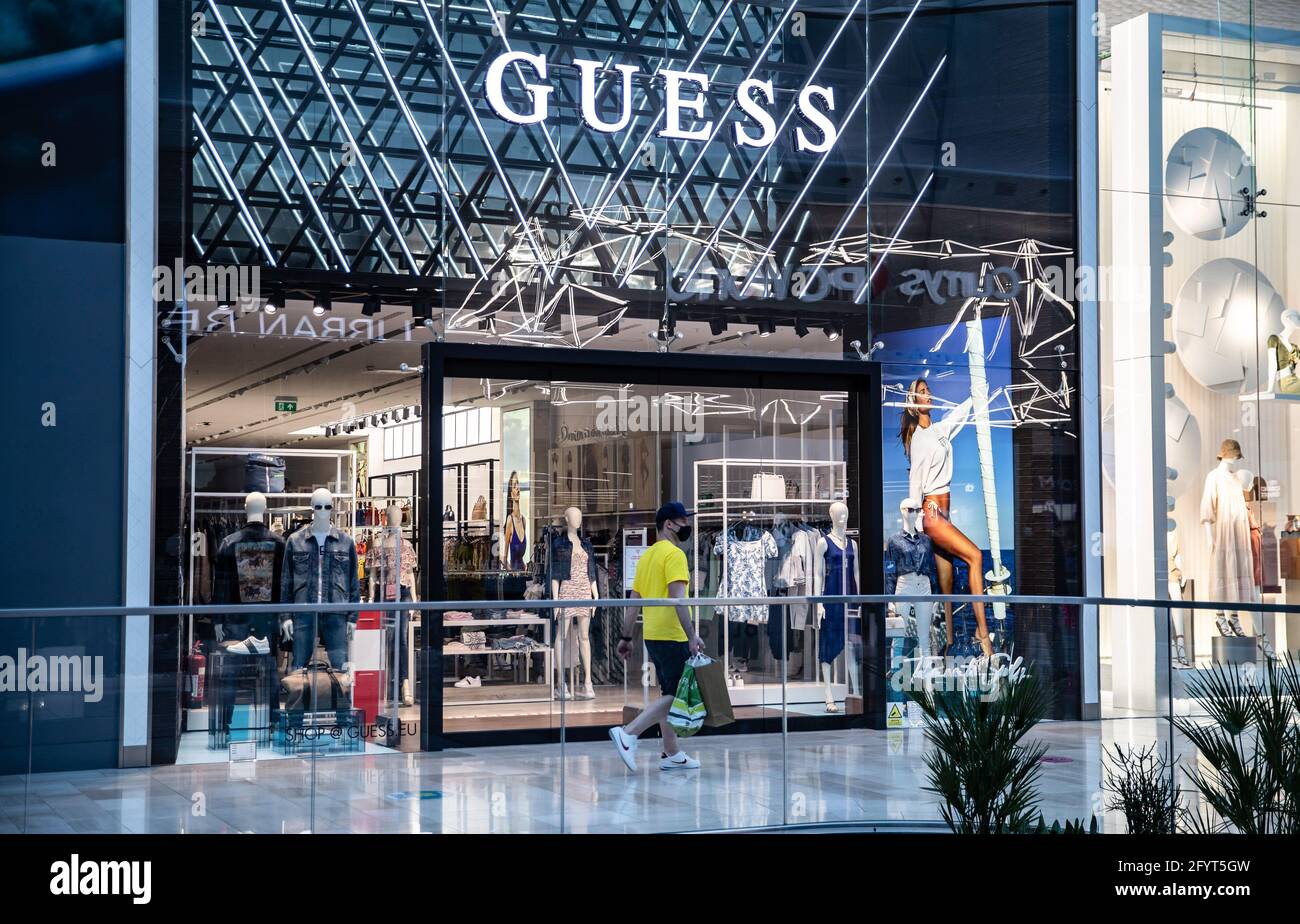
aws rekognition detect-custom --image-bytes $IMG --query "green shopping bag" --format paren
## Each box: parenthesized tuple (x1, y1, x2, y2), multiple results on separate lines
(668, 662, 706, 737)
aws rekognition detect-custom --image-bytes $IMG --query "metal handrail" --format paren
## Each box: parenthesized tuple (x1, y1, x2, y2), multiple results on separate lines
(1, 592, 1295, 618)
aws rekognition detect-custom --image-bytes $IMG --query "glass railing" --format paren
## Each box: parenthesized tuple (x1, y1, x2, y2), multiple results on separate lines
(0, 594, 1295, 834)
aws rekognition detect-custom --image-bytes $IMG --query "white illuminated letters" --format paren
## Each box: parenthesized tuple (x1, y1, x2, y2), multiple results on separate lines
(480, 52, 844, 154)
(659, 70, 713, 141)
(795, 86, 837, 153)
(485, 51, 553, 125)
(574, 59, 638, 133)
(734, 78, 777, 148)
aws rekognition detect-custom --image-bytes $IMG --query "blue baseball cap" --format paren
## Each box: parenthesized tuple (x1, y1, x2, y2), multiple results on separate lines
(654, 501, 693, 529)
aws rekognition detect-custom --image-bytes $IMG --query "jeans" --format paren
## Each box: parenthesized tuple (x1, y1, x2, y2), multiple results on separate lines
(292, 612, 350, 671)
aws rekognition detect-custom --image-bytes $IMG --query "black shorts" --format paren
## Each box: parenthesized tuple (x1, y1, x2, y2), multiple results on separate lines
(645, 640, 691, 696)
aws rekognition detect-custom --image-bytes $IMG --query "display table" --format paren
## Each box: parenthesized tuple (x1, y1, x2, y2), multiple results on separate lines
(207, 649, 278, 749)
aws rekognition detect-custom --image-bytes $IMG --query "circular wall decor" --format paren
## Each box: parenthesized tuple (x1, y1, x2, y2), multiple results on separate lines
(1164, 127, 1251, 240)
(1172, 258, 1285, 394)
(1101, 394, 1201, 498)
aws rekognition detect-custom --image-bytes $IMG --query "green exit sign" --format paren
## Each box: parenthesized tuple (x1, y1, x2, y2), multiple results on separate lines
(274, 396, 298, 413)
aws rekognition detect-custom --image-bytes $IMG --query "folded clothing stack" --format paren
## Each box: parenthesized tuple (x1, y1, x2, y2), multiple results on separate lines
(444, 611, 474, 622)
(443, 640, 472, 653)
(491, 635, 544, 652)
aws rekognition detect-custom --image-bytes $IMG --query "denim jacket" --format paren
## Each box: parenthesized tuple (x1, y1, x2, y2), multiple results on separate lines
(281, 527, 360, 622)
(549, 532, 598, 584)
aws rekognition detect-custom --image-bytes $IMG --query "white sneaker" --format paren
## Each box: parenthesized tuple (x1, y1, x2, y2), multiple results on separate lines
(660, 750, 700, 770)
(454, 675, 481, 688)
(609, 726, 638, 771)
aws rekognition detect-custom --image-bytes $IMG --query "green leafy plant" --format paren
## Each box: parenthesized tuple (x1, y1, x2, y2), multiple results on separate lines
(1173, 655, 1300, 834)
(907, 664, 1051, 833)
(1103, 743, 1178, 834)
(1024, 815, 1098, 834)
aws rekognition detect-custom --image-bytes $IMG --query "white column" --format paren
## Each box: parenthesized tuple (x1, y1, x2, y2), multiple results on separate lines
(1108, 14, 1170, 714)
(121, 0, 158, 767)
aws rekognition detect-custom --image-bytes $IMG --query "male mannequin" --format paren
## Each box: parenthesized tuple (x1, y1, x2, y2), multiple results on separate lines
(212, 491, 283, 649)
(814, 501, 859, 713)
(1200, 440, 1256, 639)
(550, 506, 599, 700)
(281, 487, 360, 673)
(368, 504, 417, 705)
(886, 497, 938, 660)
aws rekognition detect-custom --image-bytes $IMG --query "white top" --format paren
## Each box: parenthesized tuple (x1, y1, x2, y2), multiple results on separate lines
(907, 397, 972, 500)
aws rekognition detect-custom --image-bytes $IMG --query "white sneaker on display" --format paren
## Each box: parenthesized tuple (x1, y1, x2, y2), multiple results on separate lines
(660, 751, 700, 770)
(454, 675, 481, 688)
(609, 726, 638, 771)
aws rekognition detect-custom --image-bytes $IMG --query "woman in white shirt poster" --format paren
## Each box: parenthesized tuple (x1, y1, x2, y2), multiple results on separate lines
(900, 378, 993, 657)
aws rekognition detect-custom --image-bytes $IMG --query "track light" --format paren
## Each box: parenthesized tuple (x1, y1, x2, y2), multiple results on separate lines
(265, 289, 284, 315)
(414, 406, 422, 419)
(412, 295, 432, 321)
(794, 319, 810, 338)
(709, 318, 728, 336)
(823, 322, 841, 342)
(370, 415, 379, 427)
(362, 294, 381, 317)
(402, 407, 411, 421)
(313, 291, 331, 316)
(756, 319, 776, 338)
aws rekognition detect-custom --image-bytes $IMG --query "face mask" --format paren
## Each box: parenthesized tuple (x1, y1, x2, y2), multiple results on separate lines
(671, 522, 693, 543)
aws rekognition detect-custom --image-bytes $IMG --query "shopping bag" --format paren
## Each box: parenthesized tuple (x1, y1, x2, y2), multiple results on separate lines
(668, 662, 706, 737)
(692, 654, 735, 728)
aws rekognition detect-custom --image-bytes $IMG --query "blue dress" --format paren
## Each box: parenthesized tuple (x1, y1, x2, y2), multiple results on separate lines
(819, 536, 857, 664)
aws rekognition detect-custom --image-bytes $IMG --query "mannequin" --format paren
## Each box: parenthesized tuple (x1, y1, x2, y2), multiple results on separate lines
(281, 487, 360, 673)
(550, 506, 598, 699)
(213, 491, 284, 647)
(1167, 526, 1191, 668)
(1199, 440, 1256, 639)
(368, 504, 418, 705)
(1265, 310, 1300, 395)
(900, 378, 993, 657)
(814, 501, 859, 713)
(886, 497, 938, 660)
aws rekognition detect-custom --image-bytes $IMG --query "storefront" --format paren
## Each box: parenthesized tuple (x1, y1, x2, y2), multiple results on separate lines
(132, 0, 1085, 765)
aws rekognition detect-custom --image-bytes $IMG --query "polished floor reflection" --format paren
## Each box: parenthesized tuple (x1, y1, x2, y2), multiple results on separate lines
(0, 720, 1182, 833)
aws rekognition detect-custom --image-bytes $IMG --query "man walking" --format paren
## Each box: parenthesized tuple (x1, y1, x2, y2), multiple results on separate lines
(609, 502, 703, 771)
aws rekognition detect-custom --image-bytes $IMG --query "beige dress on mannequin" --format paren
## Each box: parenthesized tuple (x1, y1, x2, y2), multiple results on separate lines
(1199, 466, 1259, 603)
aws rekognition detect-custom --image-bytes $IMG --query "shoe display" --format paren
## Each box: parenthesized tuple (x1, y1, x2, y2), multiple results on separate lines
(609, 726, 638, 771)
(222, 635, 269, 656)
(1215, 614, 1233, 636)
(1258, 634, 1277, 660)
(453, 675, 481, 688)
(1172, 635, 1191, 669)
(1227, 615, 1247, 637)
(659, 751, 700, 770)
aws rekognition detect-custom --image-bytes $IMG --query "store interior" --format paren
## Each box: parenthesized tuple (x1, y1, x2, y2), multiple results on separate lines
(177, 295, 865, 761)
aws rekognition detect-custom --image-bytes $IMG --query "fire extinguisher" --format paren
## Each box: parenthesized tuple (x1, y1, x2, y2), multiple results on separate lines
(186, 641, 206, 709)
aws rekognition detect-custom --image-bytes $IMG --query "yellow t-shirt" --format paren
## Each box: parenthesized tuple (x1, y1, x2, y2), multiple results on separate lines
(633, 540, 690, 641)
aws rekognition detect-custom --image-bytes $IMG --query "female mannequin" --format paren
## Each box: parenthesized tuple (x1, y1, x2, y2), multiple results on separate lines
(503, 471, 527, 570)
(1200, 439, 1256, 639)
(550, 506, 598, 699)
(813, 501, 859, 713)
(900, 378, 992, 657)
(369, 504, 417, 705)
(1265, 309, 1300, 395)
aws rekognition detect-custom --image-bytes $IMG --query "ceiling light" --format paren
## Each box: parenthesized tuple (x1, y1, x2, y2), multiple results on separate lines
(362, 295, 381, 317)
(709, 318, 728, 336)
(265, 289, 284, 315)
(414, 406, 422, 419)
(312, 291, 331, 316)
(794, 319, 810, 338)
(370, 415, 379, 427)
(823, 322, 841, 342)
(412, 295, 432, 321)
(402, 407, 411, 421)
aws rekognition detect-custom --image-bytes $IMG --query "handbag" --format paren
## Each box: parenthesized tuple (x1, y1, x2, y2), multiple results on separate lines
(470, 495, 487, 520)
(460, 630, 486, 650)
(244, 453, 286, 494)
(750, 472, 786, 501)
(280, 656, 352, 712)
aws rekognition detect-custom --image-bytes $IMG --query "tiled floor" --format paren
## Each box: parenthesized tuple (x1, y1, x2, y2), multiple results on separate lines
(0, 718, 1188, 834)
